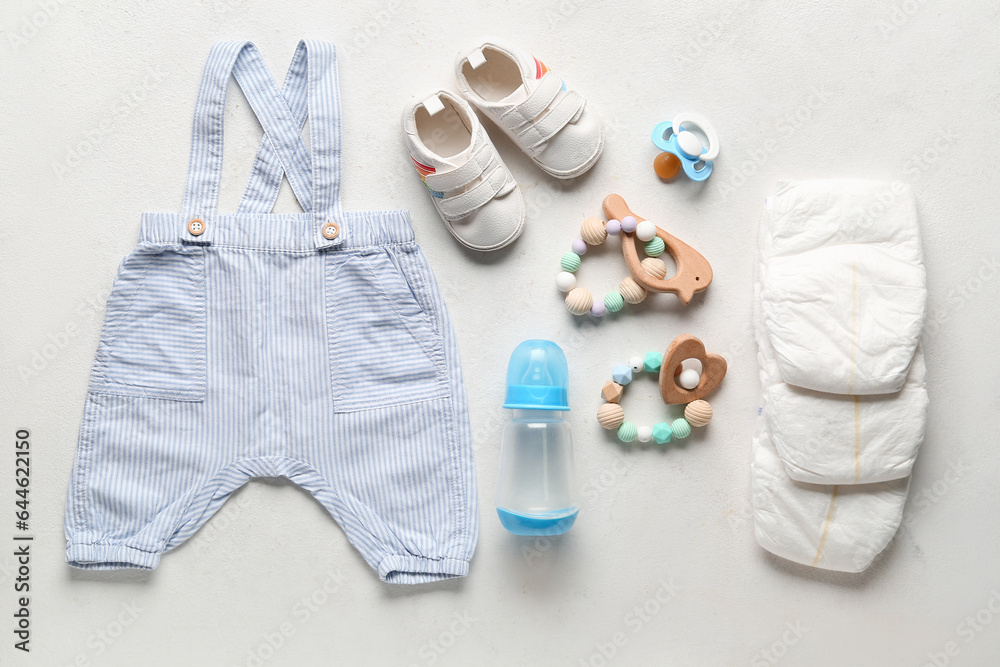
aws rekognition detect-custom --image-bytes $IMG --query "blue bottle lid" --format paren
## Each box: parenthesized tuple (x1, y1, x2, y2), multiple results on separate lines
(502, 339, 570, 411)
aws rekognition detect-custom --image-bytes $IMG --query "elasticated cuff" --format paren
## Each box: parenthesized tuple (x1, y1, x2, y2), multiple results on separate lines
(376, 555, 469, 584)
(66, 542, 161, 570)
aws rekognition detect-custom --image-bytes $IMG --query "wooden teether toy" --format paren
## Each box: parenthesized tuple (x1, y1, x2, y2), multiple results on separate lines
(556, 195, 713, 316)
(658, 334, 727, 404)
(596, 340, 725, 445)
(603, 194, 713, 305)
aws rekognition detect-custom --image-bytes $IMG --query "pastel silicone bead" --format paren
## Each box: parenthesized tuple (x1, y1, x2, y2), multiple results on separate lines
(606, 219, 621, 235)
(565, 287, 593, 315)
(560, 252, 582, 272)
(621, 216, 638, 233)
(644, 237, 665, 257)
(617, 421, 638, 443)
(604, 291, 625, 312)
(590, 300, 607, 318)
(636, 220, 656, 242)
(619, 277, 647, 304)
(571, 238, 588, 255)
(637, 425, 653, 443)
(581, 217, 607, 246)
(678, 368, 701, 390)
(601, 381, 624, 403)
(555, 271, 577, 292)
(612, 364, 633, 385)
(684, 400, 713, 427)
(670, 417, 692, 439)
(653, 151, 681, 180)
(643, 351, 663, 373)
(641, 257, 668, 279)
(652, 422, 673, 444)
(597, 402, 625, 429)
(628, 356, 644, 373)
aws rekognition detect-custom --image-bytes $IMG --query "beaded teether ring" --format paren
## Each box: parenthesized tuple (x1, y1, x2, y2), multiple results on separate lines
(556, 215, 670, 317)
(597, 352, 713, 444)
(597, 334, 727, 445)
(603, 194, 713, 305)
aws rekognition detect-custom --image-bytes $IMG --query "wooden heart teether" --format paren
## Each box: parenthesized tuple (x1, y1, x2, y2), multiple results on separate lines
(602, 194, 712, 305)
(659, 334, 727, 404)
(596, 344, 724, 446)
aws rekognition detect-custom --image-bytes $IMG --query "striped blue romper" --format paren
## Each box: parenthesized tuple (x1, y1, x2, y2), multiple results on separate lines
(64, 40, 478, 583)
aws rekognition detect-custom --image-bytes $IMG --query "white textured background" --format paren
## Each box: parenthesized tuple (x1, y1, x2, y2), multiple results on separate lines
(2, 1, 999, 665)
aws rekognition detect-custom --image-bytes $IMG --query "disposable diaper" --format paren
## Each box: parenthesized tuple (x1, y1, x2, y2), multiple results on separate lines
(764, 350, 927, 485)
(759, 179, 926, 395)
(751, 179, 927, 572)
(751, 424, 910, 573)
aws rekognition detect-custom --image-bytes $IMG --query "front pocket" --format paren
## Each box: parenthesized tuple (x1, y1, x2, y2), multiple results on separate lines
(326, 247, 448, 412)
(90, 243, 207, 401)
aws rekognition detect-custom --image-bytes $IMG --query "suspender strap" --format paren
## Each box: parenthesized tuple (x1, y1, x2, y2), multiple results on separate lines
(182, 41, 346, 248)
(237, 42, 310, 215)
(236, 41, 346, 244)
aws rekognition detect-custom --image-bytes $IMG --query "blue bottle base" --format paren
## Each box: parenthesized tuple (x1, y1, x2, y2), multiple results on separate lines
(497, 508, 579, 536)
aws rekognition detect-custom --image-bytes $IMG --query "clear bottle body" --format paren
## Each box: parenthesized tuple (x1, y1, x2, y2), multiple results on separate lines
(495, 410, 579, 535)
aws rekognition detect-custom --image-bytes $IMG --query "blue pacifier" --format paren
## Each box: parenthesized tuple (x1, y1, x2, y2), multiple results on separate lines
(651, 113, 720, 182)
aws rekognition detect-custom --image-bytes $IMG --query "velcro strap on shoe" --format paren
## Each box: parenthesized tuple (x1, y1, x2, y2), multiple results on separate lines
(424, 143, 493, 193)
(500, 73, 564, 130)
(516, 90, 584, 149)
(436, 166, 513, 221)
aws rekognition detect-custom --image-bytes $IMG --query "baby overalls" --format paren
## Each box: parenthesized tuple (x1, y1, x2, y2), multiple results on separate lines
(64, 40, 478, 584)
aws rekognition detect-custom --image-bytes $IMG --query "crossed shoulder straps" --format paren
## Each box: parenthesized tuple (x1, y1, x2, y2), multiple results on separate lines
(181, 40, 344, 248)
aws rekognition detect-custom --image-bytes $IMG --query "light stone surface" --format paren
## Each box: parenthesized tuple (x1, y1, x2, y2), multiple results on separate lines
(1, 1, 998, 665)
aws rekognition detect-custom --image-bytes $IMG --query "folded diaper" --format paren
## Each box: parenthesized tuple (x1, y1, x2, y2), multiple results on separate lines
(764, 350, 927, 485)
(752, 424, 910, 573)
(751, 179, 927, 573)
(759, 179, 926, 395)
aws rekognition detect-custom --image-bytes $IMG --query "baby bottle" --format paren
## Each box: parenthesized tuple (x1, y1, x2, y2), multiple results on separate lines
(495, 340, 579, 536)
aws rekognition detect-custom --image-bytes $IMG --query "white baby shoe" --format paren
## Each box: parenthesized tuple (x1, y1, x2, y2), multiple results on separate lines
(455, 38, 604, 179)
(401, 90, 524, 251)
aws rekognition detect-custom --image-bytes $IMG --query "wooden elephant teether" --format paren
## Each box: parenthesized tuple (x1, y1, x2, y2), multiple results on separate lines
(602, 194, 712, 305)
(659, 334, 727, 404)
